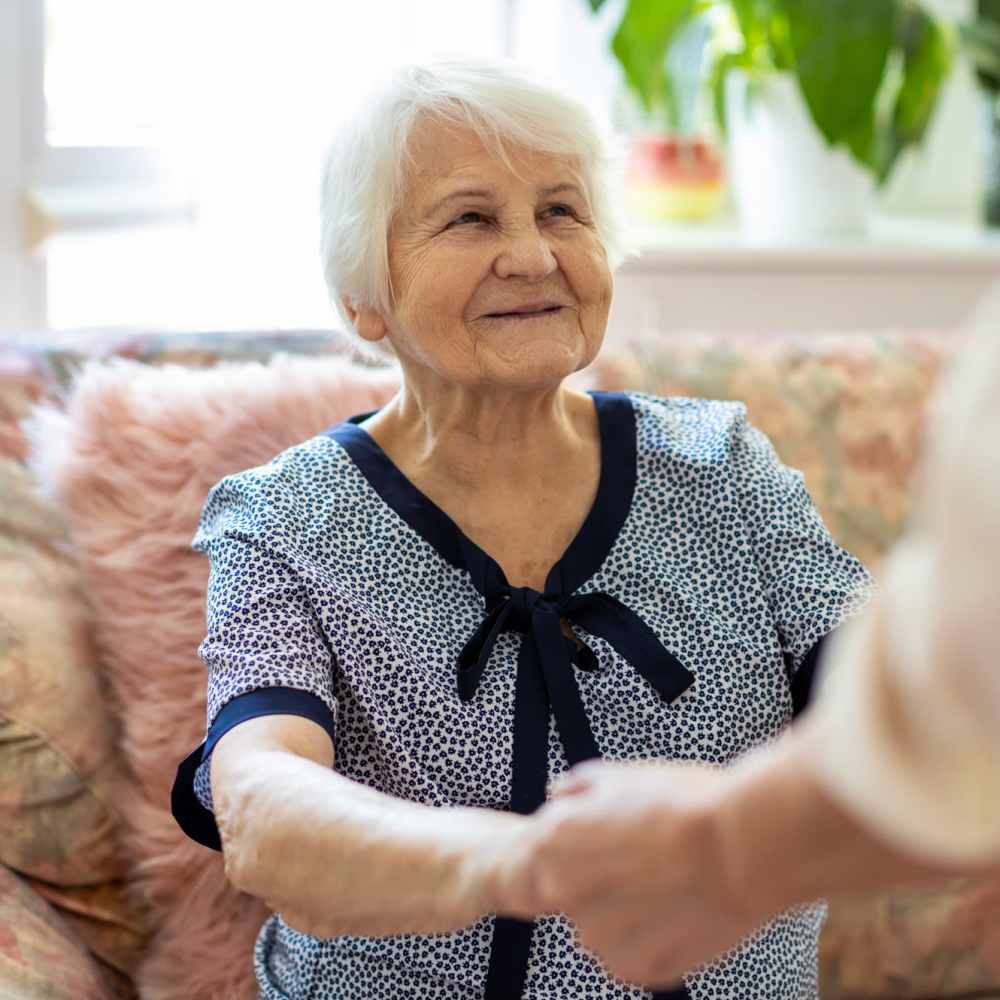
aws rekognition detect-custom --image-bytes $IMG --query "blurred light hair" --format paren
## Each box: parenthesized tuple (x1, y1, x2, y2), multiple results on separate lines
(318, 57, 633, 360)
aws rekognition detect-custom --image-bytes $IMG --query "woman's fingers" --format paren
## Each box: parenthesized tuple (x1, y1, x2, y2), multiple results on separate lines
(548, 759, 606, 798)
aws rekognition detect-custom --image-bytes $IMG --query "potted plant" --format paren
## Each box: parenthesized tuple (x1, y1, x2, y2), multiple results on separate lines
(960, 0, 1000, 224)
(588, 0, 956, 240)
(596, 3, 727, 222)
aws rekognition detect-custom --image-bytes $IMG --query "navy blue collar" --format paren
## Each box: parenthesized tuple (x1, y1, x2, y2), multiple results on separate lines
(323, 389, 638, 602)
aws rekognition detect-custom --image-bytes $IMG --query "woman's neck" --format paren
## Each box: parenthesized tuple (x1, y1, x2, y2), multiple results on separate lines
(360, 383, 597, 495)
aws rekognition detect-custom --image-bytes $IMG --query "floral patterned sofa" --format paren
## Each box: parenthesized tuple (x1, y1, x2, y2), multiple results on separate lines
(1, 326, 997, 1000)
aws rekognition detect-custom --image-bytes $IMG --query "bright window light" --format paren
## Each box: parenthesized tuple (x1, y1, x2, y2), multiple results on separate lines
(39, 0, 623, 332)
(44, 0, 188, 147)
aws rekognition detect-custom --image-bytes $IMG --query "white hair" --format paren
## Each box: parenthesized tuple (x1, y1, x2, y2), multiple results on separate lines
(318, 57, 633, 361)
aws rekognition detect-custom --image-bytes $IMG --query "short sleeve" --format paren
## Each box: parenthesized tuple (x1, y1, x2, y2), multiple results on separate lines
(728, 412, 876, 714)
(170, 472, 338, 852)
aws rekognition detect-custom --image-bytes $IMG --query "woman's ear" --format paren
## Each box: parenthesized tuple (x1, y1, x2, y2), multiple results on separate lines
(341, 296, 390, 347)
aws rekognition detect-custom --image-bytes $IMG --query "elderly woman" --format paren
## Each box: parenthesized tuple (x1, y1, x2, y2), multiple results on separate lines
(171, 59, 874, 1000)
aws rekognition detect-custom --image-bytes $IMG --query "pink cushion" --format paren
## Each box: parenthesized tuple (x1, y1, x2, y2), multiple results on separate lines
(22, 352, 400, 1000)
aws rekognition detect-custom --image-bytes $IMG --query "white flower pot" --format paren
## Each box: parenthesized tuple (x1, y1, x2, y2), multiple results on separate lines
(724, 69, 877, 242)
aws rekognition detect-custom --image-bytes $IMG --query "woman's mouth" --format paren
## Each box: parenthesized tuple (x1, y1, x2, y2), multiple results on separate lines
(486, 305, 563, 321)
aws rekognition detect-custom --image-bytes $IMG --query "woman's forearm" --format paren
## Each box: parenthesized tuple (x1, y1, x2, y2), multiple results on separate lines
(214, 747, 531, 937)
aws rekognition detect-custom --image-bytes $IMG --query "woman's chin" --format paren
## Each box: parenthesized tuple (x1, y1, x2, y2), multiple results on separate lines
(480, 346, 585, 389)
(472, 318, 590, 361)
(482, 334, 590, 372)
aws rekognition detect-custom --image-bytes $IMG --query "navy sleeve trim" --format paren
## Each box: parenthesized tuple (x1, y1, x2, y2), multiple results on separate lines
(789, 630, 834, 719)
(170, 687, 337, 852)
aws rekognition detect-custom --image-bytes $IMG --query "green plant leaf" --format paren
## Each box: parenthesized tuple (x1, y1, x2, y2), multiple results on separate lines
(730, 0, 785, 67)
(611, 0, 698, 124)
(980, 0, 1000, 26)
(731, 0, 767, 38)
(845, 106, 878, 170)
(879, 4, 955, 182)
(775, 0, 895, 146)
(765, 7, 795, 70)
(660, 72, 683, 134)
(708, 49, 750, 136)
(961, 18, 1000, 92)
(585, 0, 610, 12)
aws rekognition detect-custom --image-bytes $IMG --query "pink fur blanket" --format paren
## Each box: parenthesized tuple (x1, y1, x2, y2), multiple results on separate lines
(22, 352, 401, 1000)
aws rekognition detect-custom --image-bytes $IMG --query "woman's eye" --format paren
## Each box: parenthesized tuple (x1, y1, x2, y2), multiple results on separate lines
(451, 211, 485, 226)
(543, 204, 576, 220)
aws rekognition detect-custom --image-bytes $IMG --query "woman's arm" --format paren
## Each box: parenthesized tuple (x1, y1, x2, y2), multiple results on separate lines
(211, 714, 534, 938)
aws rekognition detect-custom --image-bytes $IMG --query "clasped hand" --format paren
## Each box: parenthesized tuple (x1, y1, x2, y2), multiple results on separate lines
(493, 758, 768, 989)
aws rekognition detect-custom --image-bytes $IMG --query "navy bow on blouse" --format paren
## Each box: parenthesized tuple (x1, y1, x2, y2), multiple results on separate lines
(457, 577, 696, 1000)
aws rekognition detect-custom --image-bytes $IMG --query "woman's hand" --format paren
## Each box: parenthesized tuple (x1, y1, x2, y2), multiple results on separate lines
(494, 757, 765, 987)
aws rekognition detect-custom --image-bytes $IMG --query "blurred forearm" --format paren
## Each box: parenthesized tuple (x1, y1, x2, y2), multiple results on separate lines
(798, 536, 1000, 868)
(716, 565, 999, 921)
(714, 730, 984, 926)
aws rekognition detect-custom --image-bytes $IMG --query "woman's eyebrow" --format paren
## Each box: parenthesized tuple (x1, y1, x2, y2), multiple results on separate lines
(538, 182, 586, 201)
(423, 181, 586, 220)
(423, 188, 496, 219)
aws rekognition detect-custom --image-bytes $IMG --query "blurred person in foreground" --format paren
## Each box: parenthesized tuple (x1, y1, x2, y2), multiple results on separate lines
(505, 296, 1000, 989)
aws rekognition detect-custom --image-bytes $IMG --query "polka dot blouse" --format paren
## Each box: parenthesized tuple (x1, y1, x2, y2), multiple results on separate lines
(171, 389, 875, 1000)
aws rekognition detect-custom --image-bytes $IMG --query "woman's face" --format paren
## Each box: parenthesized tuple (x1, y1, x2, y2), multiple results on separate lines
(357, 119, 613, 390)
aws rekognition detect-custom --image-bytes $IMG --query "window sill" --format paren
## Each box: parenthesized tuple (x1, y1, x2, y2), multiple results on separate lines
(21, 182, 195, 246)
(623, 212, 1000, 275)
(610, 211, 1000, 335)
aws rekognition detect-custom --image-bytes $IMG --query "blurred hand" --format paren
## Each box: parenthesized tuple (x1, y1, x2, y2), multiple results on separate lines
(497, 757, 770, 988)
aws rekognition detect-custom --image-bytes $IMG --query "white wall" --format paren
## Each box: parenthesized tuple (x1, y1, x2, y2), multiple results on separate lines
(512, 0, 623, 133)
(882, 0, 982, 222)
(0, 0, 45, 330)
(1, 0, 26, 327)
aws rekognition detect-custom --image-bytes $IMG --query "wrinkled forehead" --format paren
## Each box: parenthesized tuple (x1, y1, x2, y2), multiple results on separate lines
(397, 115, 587, 218)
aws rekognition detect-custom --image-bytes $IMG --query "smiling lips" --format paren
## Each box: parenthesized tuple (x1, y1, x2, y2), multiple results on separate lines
(485, 302, 565, 319)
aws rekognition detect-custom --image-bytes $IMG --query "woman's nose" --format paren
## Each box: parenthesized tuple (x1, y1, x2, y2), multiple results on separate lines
(493, 226, 557, 281)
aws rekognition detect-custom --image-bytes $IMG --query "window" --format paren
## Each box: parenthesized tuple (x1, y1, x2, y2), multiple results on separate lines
(44, 0, 183, 148)
(23, 0, 623, 331)
(22, 0, 194, 228)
